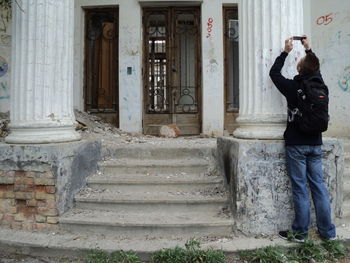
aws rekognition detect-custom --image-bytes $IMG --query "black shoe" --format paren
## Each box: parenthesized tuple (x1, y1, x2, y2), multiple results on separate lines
(278, 230, 306, 243)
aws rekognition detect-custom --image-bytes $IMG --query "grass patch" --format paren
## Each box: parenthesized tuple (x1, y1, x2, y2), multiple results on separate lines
(239, 239, 348, 263)
(151, 239, 226, 263)
(86, 248, 143, 263)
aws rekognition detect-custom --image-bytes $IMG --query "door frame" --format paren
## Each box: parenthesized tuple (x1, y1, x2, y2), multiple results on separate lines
(83, 7, 119, 127)
(142, 6, 202, 135)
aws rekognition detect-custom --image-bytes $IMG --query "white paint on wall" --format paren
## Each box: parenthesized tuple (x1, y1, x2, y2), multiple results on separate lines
(310, 0, 350, 137)
(0, 8, 11, 112)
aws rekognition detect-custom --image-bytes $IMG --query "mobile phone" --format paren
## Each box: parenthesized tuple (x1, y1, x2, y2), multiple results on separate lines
(293, 36, 306, 41)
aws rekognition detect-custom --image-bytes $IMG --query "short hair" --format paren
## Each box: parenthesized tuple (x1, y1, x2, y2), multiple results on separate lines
(299, 53, 320, 75)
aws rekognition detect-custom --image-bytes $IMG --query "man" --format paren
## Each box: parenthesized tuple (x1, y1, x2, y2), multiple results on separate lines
(269, 36, 336, 242)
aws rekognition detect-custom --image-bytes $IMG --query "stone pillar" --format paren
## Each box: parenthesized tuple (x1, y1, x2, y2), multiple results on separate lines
(5, 0, 81, 143)
(233, 0, 304, 139)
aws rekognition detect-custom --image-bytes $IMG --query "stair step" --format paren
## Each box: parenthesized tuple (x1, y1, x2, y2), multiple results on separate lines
(99, 158, 209, 174)
(75, 191, 228, 214)
(87, 173, 223, 192)
(104, 142, 216, 160)
(60, 209, 233, 238)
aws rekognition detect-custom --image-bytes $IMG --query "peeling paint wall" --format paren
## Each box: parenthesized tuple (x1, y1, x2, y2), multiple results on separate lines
(311, 0, 350, 137)
(0, 7, 11, 112)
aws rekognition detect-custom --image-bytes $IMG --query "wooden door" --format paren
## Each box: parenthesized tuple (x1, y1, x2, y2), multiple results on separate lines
(84, 8, 119, 126)
(224, 7, 239, 133)
(143, 7, 201, 135)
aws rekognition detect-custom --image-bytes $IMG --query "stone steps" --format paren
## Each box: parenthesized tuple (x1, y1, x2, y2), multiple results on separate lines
(74, 191, 228, 214)
(60, 143, 231, 239)
(99, 158, 209, 174)
(86, 173, 223, 192)
(60, 208, 233, 238)
(103, 142, 216, 160)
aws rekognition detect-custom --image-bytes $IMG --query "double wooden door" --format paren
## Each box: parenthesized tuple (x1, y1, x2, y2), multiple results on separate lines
(143, 7, 202, 135)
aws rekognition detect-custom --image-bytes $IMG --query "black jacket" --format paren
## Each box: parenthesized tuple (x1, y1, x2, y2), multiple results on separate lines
(269, 50, 323, 145)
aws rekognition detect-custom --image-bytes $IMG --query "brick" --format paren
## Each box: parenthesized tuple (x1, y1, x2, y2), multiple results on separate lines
(35, 223, 47, 230)
(45, 186, 56, 194)
(15, 171, 25, 177)
(14, 177, 26, 184)
(8, 207, 17, 214)
(40, 171, 55, 179)
(3, 214, 14, 221)
(34, 178, 55, 186)
(46, 216, 59, 224)
(16, 199, 26, 206)
(35, 192, 55, 200)
(45, 200, 57, 208)
(36, 200, 47, 207)
(18, 206, 37, 214)
(24, 178, 34, 185)
(11, 222, 22, 230)
(38, 208, 58, 216)
(0, 213, 3, 221)
(15, 192, 33, 200)
(4, 191, 15, 199)
(0, 184, 14, 191)
(14, 183, 33, 192)
(0, 176, 14, 184)
(22, 222, 35, 231)
(35, 215, 46, 223)
(35, 185, 47, 192)
(26, 199, 37, 207)
(25, 172, 36, 178)
(14, 213, 26, 222)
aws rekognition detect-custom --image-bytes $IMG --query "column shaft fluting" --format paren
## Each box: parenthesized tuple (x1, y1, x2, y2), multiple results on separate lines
(6, 0, 81, 143)
(233, 0, 304, 139)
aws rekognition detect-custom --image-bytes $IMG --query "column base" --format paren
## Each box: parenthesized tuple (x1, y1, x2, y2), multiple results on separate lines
(233, 123, 285, 140)
(5, 122, 81, 144)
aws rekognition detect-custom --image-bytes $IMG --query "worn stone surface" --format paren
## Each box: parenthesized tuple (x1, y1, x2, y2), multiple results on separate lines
(217, 137, 344, 235)
(0, 140, 101, 214)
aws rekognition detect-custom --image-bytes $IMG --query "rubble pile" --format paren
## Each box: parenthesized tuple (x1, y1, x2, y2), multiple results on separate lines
(74, 110, 152, 144)
(0, 112, 9, 140)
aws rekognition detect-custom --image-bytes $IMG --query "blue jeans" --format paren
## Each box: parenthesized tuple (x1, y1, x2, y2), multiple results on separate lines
(286, 145, 336, 239)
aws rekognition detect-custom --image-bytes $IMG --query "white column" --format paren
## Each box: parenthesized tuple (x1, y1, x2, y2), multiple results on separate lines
(233, 0, 304, 139)
(6, 0, 81, 143)
(201, 0, 224, 136)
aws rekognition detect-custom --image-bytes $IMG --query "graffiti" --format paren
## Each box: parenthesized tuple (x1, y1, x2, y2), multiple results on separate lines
(0, 56, 8, 77)
(338, 67, 350, 92)
(0, 81, 10, 99)
(206, 17, 213, 38)
(316, 13, 333, 25)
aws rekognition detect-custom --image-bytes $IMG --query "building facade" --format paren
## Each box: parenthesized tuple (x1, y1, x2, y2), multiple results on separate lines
(0, 0, 349, 143)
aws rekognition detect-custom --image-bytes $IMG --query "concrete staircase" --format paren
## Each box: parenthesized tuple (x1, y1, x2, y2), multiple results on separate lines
(59, 142, 233, 239)
(342, 140, 350, 223)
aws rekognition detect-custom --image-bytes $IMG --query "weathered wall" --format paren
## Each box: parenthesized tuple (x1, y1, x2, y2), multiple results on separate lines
(310, 0, 350, 137)
(217, 137, 344, 235)
(0, 7, 11, 111)
(0, 140, 101, 214)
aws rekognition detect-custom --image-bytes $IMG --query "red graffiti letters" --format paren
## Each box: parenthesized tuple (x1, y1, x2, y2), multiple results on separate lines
(206, 17, 213, 38)
(316, 13, 333, 25)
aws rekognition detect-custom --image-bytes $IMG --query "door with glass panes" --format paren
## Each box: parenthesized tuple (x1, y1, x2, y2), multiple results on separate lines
(143, 7, 201, 135)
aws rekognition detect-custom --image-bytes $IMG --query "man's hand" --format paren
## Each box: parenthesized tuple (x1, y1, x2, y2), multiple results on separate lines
(284, 37, 293, 53)
(301, 35, 311, 50)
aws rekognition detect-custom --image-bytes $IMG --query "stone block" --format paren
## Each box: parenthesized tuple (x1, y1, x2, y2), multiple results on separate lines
(34, 178, 55, 186)
(0, 176, 14, 184)
(38, 208, 58, 216)
(15, 192, 33, 200)
(217, 137, 343, 235)
(35, 215, 46, 223)
(46, 216, 59, 224)
(35, 192, 55, 200)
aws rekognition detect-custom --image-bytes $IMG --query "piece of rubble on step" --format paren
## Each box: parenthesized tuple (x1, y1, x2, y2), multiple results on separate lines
(159, 124, 181, 138)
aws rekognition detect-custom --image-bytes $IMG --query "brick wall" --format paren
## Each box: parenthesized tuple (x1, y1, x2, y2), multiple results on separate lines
(0, 170, 58, 231)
